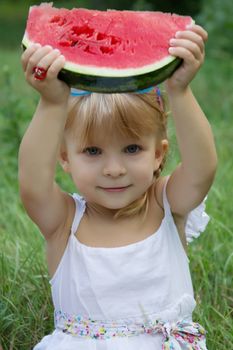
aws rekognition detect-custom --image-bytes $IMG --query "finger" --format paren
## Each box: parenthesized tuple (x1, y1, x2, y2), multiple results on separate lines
(46, 55, 66, 80)
(170, 38, 203, 60)
(174, 30, 205, 53)
(185, 24, 208, 42)
(35, 49, 62, 73)
(26, 45, 54, 76)
(21, 43, 41, 71)
(168, 46, 201, 67)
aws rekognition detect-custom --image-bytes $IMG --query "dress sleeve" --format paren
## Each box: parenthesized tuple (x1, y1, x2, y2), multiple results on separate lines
(185, 197, 210, 243)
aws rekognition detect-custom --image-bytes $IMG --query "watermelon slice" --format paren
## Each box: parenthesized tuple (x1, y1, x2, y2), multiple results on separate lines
(22, 3, 193, 93)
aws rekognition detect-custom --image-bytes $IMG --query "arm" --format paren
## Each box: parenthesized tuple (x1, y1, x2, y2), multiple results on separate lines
(163, 25, 217, 215)
(19, 44, 73, 239)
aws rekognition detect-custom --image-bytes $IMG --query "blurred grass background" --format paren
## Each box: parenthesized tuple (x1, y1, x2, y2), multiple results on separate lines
(0, 0, 233, 349)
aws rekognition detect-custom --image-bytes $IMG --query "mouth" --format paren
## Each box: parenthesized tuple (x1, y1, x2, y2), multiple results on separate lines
(98, 185, 132, 193)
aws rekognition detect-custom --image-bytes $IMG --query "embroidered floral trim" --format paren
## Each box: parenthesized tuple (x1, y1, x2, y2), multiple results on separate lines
(55, 310, 207, 349)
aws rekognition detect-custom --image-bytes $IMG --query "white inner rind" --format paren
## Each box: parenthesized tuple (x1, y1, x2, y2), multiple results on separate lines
(22, 34, 176, 78)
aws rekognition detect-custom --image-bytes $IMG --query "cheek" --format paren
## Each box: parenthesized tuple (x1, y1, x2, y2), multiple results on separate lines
(69, 159, 100, 184)
(130, 158, 155, 182)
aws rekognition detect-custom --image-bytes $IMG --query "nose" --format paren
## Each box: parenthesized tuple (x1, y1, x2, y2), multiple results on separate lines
(103, 157, 126, 177)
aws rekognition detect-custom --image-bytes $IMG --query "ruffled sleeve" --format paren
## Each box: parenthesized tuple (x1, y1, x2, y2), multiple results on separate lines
(185, 197, 210, 243)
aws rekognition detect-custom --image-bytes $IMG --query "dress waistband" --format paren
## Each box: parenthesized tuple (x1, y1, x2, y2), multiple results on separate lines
(55, 310, 207, 349)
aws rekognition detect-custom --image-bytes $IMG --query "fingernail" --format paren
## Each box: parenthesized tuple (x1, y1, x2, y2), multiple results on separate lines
(170, 39, 176, 45)
(168, 47, 175, 54)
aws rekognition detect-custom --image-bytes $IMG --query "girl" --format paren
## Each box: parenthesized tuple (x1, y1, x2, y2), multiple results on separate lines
(19, 24, 217, 349)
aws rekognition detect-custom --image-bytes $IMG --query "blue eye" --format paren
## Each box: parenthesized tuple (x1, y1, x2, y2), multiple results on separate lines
(125, 144, 141, 154)
(84, 147, 101, 156)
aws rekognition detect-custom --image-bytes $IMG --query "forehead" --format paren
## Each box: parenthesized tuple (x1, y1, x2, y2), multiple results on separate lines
(73, 118, 158, 145)
(86, 129, 155, 145)
(65, 92, 161, 147)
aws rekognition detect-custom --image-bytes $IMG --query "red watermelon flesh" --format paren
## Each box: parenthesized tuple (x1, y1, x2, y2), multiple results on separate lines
(23, 3, 193, 76)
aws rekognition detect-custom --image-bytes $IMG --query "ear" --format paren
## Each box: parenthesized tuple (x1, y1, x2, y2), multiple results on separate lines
(154, 139, 169, 169)
(58, 146, 71, 173)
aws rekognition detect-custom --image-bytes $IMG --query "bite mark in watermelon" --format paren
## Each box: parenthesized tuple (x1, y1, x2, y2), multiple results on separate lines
(22, 3, 194, 93)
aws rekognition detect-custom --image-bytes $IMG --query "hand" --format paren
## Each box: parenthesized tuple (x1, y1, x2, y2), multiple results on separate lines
(165, 24, 208, 95)
(21, 44, 70, 105)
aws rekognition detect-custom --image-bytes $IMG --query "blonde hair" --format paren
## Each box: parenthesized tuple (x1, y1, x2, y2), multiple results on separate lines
(65, 91, 168, 220)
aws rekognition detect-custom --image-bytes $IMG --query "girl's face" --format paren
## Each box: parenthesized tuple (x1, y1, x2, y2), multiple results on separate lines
(61, 130, 167, 212)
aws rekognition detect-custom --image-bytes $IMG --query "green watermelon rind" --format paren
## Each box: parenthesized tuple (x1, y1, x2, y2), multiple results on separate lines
(57, 57, 182, 93)
(22, 36, 182, 93)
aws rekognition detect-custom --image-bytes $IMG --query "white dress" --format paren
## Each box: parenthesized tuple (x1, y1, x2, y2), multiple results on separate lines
(33, 184, 209, 350)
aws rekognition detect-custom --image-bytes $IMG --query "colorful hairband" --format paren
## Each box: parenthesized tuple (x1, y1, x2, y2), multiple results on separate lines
(70, 86, 154, 96)
(70, 86, 164, 110)
(154, 86, 164, 111)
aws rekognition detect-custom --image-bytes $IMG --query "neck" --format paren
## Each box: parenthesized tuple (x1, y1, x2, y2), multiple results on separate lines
(86, 202, 119, 221)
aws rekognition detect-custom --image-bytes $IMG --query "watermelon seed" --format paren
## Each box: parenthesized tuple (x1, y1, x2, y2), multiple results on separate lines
(71, 41, 79, 47)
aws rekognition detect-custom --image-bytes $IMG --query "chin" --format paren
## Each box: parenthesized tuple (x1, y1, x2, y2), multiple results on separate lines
(102, 199, 134, 211)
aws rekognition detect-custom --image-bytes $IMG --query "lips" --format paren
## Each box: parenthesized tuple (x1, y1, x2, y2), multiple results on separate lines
(98, 185, 131, 192)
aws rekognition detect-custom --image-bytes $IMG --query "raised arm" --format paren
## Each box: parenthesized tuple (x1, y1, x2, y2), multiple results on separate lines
(164, 25, 217, 215)
(19, 44, 73, 239)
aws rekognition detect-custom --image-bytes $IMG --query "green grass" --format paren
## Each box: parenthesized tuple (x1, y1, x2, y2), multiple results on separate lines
(0, 48, 233, 349)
